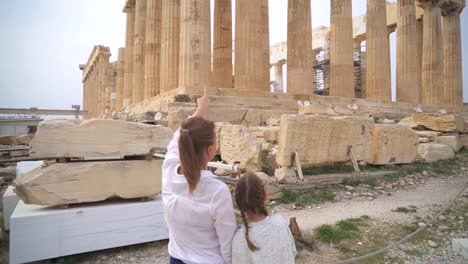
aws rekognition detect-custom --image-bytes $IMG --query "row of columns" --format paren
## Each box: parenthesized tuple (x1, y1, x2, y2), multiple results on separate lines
(81, 46, 116, 118)
(116, 0, 464, 111)
(326, 0, 464, 108)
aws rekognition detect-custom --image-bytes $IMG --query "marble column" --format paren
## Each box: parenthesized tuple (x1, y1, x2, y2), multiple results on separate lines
(160, 0, 180, 93)
(116, 48, 125, 110)
(213, 0, 233, 88)
(235, 0, 269, 92)
(179, 0, 211, 93)
(416, 18, 423, 103)
(144, 0, 162, 100)
(366, 0, 391, 101)
(123, 1, 135, 108)
(261, 0, 270, 92)
(287, 0, 313, 95)
(132, 0, 147, 104)
(421, 3, 443, 106)
(273, 62, 284, 93)
(396, 0, 419, 104)
(443, 11, 463, 108)
(330, 0, 354, 98)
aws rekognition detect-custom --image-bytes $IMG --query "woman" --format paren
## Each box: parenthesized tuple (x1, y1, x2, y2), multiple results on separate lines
(162, 92, 237, 264)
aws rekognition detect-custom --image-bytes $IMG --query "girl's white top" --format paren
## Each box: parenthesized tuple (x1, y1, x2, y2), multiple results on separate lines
(162, 129, 237, 264)
(232, 215, 297, 264)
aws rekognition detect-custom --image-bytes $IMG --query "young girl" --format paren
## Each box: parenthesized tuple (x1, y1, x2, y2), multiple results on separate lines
(162, 93, 237, 264)
(232, 173, 297, 264)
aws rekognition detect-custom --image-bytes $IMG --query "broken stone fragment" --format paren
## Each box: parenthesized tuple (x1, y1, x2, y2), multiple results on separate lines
(369, 124, 418, 165)
(417, 143, 455, 163)
(435, 135, 462, 152)
(276, 114, 374, 167)
(30, 119, 172, 158)
(219, 124, 262, 170)
(14, 160, 163, 206)
(274, 167, 298, 184)
(413, 114, 457, 132)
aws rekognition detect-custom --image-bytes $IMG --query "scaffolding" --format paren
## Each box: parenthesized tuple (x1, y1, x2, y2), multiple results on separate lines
(313, 42, 367, 98)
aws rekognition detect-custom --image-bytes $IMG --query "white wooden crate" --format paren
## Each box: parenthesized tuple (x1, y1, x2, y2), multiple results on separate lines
(10, 196, 168, 264)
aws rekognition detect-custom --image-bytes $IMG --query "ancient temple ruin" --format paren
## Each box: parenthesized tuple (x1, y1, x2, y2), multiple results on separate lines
(79, 0, 465, 119)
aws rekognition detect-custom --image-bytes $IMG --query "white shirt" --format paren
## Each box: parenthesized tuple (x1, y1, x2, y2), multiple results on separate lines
(232, 215, 297, 264)
(162, 129, 237, 264)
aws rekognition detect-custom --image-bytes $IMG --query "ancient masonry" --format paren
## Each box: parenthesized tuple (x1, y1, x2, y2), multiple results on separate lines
(79, 0, 465, 119)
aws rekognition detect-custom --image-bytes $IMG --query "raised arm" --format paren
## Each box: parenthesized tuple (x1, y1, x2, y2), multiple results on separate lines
(162, 88, 210, 170)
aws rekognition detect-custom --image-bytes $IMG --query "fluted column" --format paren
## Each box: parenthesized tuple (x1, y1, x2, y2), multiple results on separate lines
(132, 0, 147, 104)
(287, 0, 313, 95)
(123, 2, 135, 108)
(416, 18, 423, 103)
(396, 0, 419, 104)
(144, 0, 162, 100)
(179, 0, 211, 94)
(273, 62, 284, 93)
(235, 0, 269, 92)
(443, 11, 463, 108)
(116, 48, 125, 110)
(261, 0, 270, 92)
(160, 0, 180, 93)
(330, 0, 354, 98)
(213, 0, 233, 88)
(366, 0, 391, 101)
(421, 3, 443, 106)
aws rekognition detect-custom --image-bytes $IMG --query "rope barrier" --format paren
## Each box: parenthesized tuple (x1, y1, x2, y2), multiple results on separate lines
(332, 180, 468, 264)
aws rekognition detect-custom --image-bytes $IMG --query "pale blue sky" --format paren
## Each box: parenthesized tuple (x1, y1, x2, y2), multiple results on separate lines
(1, 0, 467, 110)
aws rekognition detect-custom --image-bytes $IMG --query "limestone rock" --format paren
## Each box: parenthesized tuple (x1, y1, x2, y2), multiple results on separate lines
(398, 117, 418, 128)
(14, 160, 163, 206)
(436, 135, 462, 152)
(167, 107, 295, 131)
(274, 167, 298, 184)
(414, 130, 441, 141)
(459, 134, 468, 148)
(455, 113, 468, 132)
(255, 172, 276, 184)
(16, 134, 34, 145)
(30, 119, 172, 158)
(417, 143, 455, 163)
(369, 125, 418, 165)
(248, 126, 280, 142)
(276, 115, 374, 167)
(413, 114, 457, 132)
(219, 124, 262, 170)
(0, 136, 18, 145)
(0, 166, 16, 181)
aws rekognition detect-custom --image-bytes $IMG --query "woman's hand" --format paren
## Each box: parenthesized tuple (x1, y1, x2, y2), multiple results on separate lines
(193, 87, 209, 118)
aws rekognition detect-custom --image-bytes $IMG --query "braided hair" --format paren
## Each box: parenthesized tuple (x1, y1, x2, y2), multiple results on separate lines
(235, 172, 269, 251)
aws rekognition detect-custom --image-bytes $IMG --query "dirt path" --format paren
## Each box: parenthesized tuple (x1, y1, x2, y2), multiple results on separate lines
(278, 174, 468, 231)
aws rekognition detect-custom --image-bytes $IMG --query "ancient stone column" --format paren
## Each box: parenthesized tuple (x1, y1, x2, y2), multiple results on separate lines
(329, 0, 354, 98)
(287, 0, 313, 95)
(416, 18, 423, 103)
(366, 0, 391, 101)
(116, 48, 125, 110)
(132, 0, 147, 104)
(443, 11, 463, 108)
(213, 0, 233, 88)
(178, 0, 211, 94)
(273, 62, 284, 93)
(160, 0, 180, 93)
(261, 0, 270, 92)
(144, 0, 162, 100)
(396, 0, 419, 104)
(235, 0, 269, 92)
(421, 3, 443, 106)
(123, 1, 135, 108)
